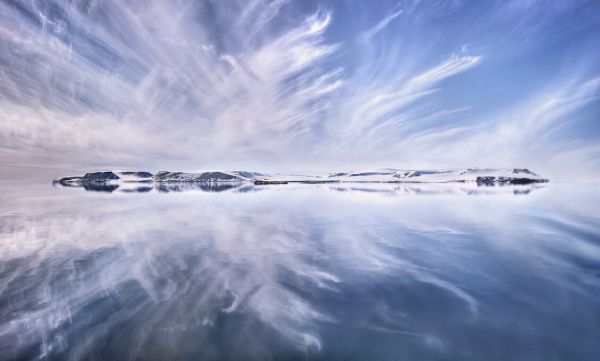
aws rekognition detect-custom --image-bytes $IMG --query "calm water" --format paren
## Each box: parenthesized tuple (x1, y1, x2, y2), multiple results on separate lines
(1, 181, 599, 361)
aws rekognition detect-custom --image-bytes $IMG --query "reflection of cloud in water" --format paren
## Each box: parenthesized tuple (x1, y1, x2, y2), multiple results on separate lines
(0, 183, 599, 360)
(0, 208, 327, 357)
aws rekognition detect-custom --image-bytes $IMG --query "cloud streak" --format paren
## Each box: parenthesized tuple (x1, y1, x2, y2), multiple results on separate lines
(360, 7, 403, 41)
(0, 0, 599, 176)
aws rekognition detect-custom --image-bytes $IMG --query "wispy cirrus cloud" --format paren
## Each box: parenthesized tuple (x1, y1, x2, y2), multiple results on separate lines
(330, 51, 481, 148)
(0, 1, 342, 171)
(0, 0, 599, 176)
(360, 7, 403, 41)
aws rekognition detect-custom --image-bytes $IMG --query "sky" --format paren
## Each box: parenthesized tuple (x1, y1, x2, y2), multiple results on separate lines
(0, 0, 599, 178)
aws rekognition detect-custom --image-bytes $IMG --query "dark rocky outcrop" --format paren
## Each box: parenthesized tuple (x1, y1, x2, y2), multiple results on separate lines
(394, 171, 421, 178)
(476, 176, 497, 186)
(82, 172, 120, 183)
(512, 168, 538, 176)
(254, 180, 288, 185)
(349, 171, 393, 177)
(504, 177, 548, 185)
(476, 176, 548, 186)
(54, 172, 119, 186)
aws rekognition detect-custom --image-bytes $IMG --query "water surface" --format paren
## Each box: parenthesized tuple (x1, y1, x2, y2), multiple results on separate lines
(1, 181, 599, 360)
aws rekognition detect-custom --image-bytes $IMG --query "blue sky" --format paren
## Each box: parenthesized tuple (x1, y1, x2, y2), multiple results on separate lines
(1, 0, 599, 177)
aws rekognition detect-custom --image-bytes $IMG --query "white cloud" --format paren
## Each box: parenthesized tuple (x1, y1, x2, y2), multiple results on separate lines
(0, 0, 598, 176)
(360, 8, 403, 41)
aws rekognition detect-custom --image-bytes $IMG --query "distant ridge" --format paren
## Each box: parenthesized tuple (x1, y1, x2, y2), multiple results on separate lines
(54, 168, 548, 187)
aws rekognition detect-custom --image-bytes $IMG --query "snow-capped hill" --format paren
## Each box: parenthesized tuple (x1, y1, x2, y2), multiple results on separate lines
(53, 170, 267, 186)
(325, 168, 547, 184)
(257, 168, 548, 185)
(152, 171, 266, 182)
(230, 171, 270, 180)
(512, 168, 538, 176)
(393, 170, 421, 178)
(53, 171, 119, 186)
(153, 171, 236, 182)
(53, 171, 154, 185)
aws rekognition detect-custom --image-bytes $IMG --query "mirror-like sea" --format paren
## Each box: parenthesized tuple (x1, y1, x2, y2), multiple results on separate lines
(1, 181, 599, 361)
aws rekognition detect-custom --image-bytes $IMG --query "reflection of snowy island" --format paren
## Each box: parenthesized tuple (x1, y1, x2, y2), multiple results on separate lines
(54, 168, 548, 194)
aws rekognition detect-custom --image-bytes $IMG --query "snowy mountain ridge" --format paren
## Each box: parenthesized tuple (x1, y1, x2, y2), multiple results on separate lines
(54, 168, 548, 187)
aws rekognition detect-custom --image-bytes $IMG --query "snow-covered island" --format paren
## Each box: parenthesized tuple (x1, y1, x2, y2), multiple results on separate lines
(54, 168, 548, 187)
